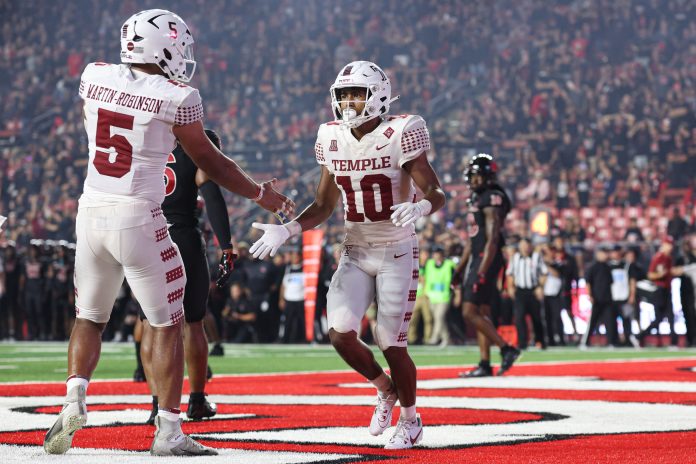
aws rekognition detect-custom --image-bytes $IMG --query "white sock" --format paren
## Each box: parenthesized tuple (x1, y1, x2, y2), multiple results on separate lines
(401, 405, 417, 422)
(157, 409, 181, 423)
(66, 376, 89, 394)
(369, 372, 393, 395)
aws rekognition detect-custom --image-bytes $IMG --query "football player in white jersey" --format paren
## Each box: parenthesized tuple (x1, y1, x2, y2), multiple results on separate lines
(250, 61, 445, 449)
(43, 9, 294, 457)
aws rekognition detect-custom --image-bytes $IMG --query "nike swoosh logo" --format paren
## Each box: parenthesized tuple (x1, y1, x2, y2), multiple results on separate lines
(393, 253, 407, 259)
(410, 428, 422, 445)
(376, 144, 389, 150)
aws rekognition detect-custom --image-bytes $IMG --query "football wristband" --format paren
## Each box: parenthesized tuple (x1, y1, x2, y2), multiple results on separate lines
(251, 183, 264, 202)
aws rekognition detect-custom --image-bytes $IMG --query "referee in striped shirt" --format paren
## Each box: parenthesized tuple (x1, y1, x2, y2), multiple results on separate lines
(506, 237, 546, 349)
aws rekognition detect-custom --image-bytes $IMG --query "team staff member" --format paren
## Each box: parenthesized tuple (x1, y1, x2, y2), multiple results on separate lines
(639, 237, 680, 346)
(138, 129, 237, 423)
(581, 246, 614, 348)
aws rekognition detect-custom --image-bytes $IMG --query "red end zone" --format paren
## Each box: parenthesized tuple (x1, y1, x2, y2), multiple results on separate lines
(2, 359, 696, 464)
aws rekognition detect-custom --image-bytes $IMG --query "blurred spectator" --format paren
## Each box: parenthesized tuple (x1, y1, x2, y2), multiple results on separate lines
(608, 245, 639, 347)
(542, 241, 576, 346)
(667, 208, 689, 242)
(423, 246, 455, 347)
(676, 236, 696, 346)
(624, 217, 645, 243)
(222, 283, 257, 343)
(581, 246, 615, 348)
(47, 244, 73, 340)
(279, 248, 305, 344)
(314, 244, 339, 344)
(20, 244, 43, 340)
(242, 251, 281, 342)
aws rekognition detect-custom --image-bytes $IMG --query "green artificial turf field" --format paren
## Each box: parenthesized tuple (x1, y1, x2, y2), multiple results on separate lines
(1, 342, 694, 383)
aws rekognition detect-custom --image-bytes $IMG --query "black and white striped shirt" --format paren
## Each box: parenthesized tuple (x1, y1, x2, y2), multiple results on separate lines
(507, 252, 544, 289)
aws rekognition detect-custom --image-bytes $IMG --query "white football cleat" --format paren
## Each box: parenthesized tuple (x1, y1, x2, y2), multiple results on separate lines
(384, 414, 423, 449)
(369, 390, 398, 436)
(150, 416, 218, 456)
(43, 385, 87, 454)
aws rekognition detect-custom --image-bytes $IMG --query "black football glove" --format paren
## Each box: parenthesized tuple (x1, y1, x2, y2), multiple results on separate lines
(216, 248, 238, 288)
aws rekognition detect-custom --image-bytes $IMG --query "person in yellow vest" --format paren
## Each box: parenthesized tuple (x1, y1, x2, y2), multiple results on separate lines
(424, 246, 456, 346)
(408, 248, 433, 344)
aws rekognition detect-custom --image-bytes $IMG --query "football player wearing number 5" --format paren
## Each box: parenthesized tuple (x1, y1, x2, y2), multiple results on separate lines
(251, 61, 445, 449)
(43, 9, 294, 457)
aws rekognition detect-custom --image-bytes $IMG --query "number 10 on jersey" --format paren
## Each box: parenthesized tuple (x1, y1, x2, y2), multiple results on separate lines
(335, 174, 394, 222)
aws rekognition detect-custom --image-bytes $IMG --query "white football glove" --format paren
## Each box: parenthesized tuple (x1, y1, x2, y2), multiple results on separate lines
(250, 221, 301, 259)
(389, 199, 432, 227)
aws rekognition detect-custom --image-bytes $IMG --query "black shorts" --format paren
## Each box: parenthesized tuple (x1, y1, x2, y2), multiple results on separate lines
(463, 255, 503, 306)
(140, 226, 210, 323)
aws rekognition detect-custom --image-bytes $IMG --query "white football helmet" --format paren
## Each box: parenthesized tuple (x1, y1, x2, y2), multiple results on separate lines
(330, 61, 400, 128)
(120, 9, 196, 83)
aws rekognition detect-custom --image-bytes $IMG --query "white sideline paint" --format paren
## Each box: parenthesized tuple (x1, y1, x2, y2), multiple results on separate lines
(343, 375, 696, 393)
(0, 444, 355, 464)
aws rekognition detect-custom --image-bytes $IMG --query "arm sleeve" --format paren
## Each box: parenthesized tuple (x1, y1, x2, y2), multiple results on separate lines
(399, 115, 431, 167)
(174, 89, 204, 126)
(314, 126, 327, 166)
(199, 180, 231, 248)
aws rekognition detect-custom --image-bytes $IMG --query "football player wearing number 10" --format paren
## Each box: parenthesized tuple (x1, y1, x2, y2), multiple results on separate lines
(251, 61, 445, 449)
(43, 9, 294, 456)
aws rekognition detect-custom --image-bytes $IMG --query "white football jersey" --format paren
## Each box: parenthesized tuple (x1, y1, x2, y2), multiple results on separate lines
(78, 63, 203, 206)
(314, 114, 431, 244)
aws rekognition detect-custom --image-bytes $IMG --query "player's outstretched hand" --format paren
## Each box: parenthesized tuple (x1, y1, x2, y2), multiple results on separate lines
(250, 222, 291, 259)
(390, 200, 430, 227)
(256, 178, 295, 218)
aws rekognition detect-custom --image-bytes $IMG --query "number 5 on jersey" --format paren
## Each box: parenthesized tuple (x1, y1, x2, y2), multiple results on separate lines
(93, 108, 134, 178)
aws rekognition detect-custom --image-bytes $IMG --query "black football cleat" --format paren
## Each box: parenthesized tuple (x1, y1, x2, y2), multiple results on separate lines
(459, 363, 493, 378)
(187, 397, 217, 421)
(498, 345, 521, 376)
(209, 343, 224, 357)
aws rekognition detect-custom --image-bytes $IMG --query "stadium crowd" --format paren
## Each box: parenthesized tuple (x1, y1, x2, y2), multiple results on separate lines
(1, 0, 695, 344)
